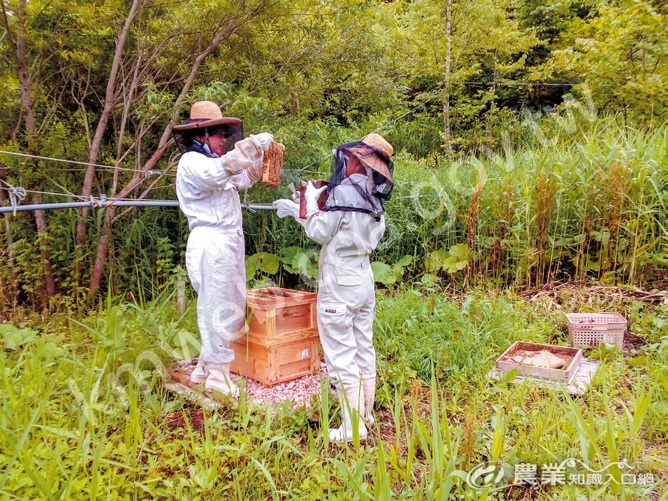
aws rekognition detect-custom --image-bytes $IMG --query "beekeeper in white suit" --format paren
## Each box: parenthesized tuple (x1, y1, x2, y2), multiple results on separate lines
(173, 100, 273, 397)
(273, 133, 394, 442)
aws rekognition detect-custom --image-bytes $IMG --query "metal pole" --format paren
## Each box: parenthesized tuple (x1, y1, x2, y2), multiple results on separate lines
(0, 201, 94, 213)
(0, 199, 277, 214)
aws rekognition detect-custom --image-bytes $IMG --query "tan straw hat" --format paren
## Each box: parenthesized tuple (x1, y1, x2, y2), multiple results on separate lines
(347, 133, 394, 182)
(172, 100, 242, 132)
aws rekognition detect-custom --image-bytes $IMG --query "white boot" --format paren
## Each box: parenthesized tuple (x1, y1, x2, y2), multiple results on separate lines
(204, 363, 239, 398)
(362, 376, 376, 426)
(329, 385, 367, 443)
(190, 358, 207, 384)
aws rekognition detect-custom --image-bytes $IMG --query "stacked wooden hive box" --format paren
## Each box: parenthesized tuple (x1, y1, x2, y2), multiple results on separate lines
(231, 287, 320, 386)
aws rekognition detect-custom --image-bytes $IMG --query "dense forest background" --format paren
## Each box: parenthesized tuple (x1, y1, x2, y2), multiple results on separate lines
(0, 0, 666, 313)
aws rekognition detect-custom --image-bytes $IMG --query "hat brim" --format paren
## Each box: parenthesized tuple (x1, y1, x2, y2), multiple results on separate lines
(347, 147, 393, 184)
(172, 116, 243, 132)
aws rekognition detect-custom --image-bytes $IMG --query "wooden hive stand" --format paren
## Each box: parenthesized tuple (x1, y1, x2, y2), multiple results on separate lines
(231, 287, 320, 386)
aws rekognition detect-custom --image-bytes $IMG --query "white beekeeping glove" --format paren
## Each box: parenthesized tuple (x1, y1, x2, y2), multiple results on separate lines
(250, 132, 274, 151)
(272, 199, 306, 228)
(304, 181, 327, 216)
(272, 199, 299, 219)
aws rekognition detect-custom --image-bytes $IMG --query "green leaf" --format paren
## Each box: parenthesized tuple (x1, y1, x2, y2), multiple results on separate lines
(37, 342, 65, 360)
(443, 255, 468, 274)
(291, 251, 319, 280)
(420, 273, 440, 286)
(371, 261, 396, 286)
(245, 252, 280, 278)
(425, 248, 449, 273)
(425, 245, 468, 274)
(390, 255, 412, 282)
(395, 255, 413, 268)
(0, 324, 38, 351)
(448, 243, 469, 262)
(585, 257, 600, 272)
(279, 246, 304, 274)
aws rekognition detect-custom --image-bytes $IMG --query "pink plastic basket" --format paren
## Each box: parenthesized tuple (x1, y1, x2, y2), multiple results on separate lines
(566, 313, 627, 349)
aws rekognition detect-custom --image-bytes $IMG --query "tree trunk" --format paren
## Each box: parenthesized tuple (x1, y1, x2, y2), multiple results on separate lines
(6, 0, 58, 306)
(88, 17, 248, 296)
(33, 193, 58, 299)
(74, 0, 143, 286)
(90, 207, 115, 296)
(443, 0, 453, 155)
(0, 163, 17, 306)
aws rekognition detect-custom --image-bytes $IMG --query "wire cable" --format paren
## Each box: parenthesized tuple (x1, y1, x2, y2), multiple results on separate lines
(0, 91, 483, 210)
(0, 150, 176, 176)
(0, 179, 26, 215)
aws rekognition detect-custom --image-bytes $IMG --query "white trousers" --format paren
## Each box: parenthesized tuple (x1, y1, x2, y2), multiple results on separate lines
(185, 227, 246, 364)
(317, 263, 376, 389)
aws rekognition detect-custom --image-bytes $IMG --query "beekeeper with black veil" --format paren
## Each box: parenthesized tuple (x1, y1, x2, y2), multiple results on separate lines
(273, 133, 394, 442)
(174, 100, 273, 397)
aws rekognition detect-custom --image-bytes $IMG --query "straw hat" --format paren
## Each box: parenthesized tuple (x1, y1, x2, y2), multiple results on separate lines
(172, 100, 242, 132)
(346, 133, 394, 182)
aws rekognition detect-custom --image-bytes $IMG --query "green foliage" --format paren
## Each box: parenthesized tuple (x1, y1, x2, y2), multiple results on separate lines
(390, 0, 542, 152)
(371, 255, 412, 286)
(1, 0, 666, 310)
(425, 243, 469, 274)
(0, 324, 38, 350)
(288, 249, 319, 282)
(2, 116, 667, 312)
(245, 252, 280, 279)
(1, 288, 665, 498)
(540, 0, 667, 125)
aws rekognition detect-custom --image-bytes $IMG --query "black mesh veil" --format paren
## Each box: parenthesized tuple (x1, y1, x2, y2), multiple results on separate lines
(173, 122, 244, 156)
(323, 140, 394, 221)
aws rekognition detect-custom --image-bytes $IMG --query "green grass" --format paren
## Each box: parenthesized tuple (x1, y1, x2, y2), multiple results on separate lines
(1, 286, 666, 499)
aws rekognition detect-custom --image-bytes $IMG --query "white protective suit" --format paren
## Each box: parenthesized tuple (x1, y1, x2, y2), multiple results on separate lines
(176, 136, 265, 370)
(274, 173, 386, 441)
(275, 132, 392, 439)
(305, 174, 385, 389)
(302, 173, 385, 441)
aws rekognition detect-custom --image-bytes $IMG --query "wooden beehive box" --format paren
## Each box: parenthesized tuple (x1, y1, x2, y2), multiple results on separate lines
(245, 287, 317, 343)
(231, 287, 320, 386)
(495, 341, 583, 383)
(231, 329, 320, 387)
